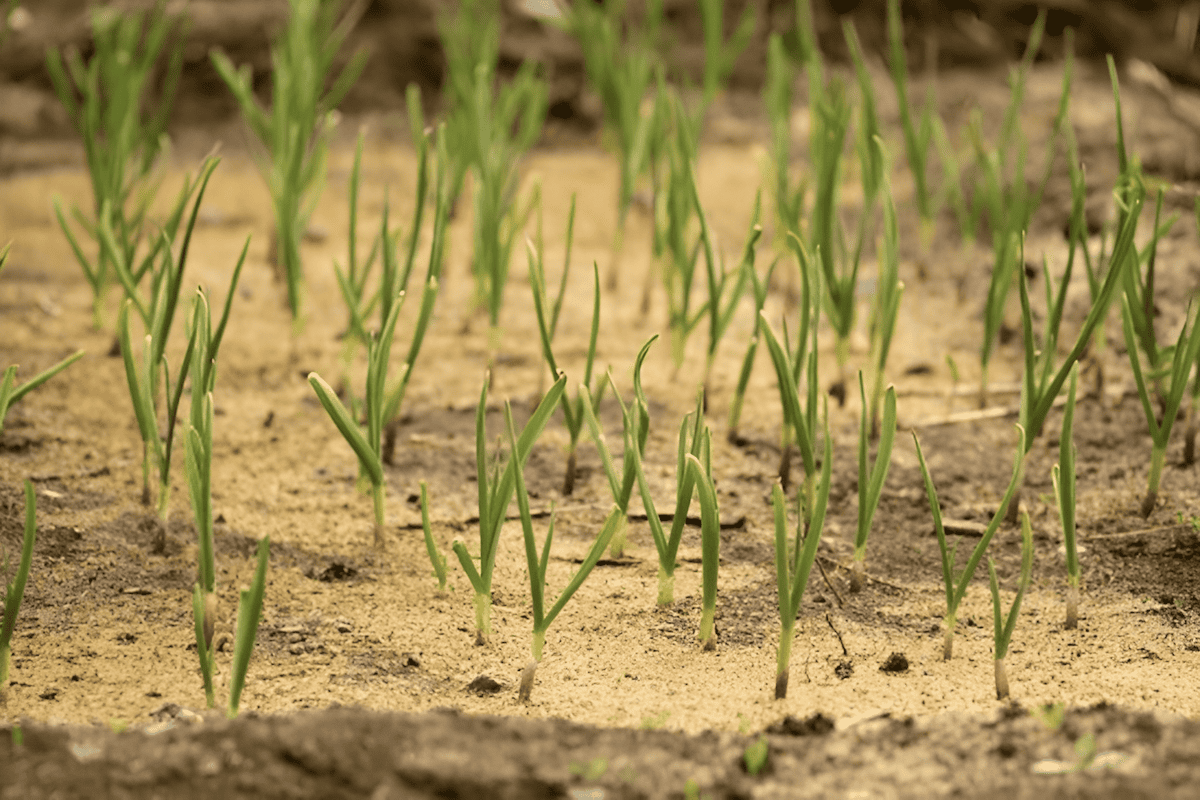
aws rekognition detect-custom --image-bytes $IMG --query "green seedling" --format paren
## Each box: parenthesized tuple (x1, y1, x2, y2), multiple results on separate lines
(1122, 296, 1200, 517)
(307, 130, 446, 543)
(698, 0, 755, 112)
(0, 481, 37, 700)
(577, 344, 667, 560)
(227, 536, 270, 718)
(774, 406, 832, 699)
(46, 1, 182, 329)
(867, 163, 904, 439)
(758, 309, 819, 514)
(452, 374, 567, 645)
(885, 0, 941, 249)
(211, 0, 367, 323)
(807, 75, 854, 391)
(685, 445, 719, 652)
(307, 293, 403, 548)
(1052, 363, 1080, 629)
(849, 373, 896, 593)
(972, 12, 1070, 407)
(657, 91, 706, 369)
(332, 130, 384, 381)
(0, 351, 86, 436)
(528, 201, 608, 495)
(728, 256, 779, 443)
(692, 183, 759, 400)
(380, 129, 450, 465)
(763, 33, 805, 249)
(743, 735, 769, 776)
(609, 337, 709, 605)
(844, 20, 884, 274)
(0, 251, 85, 433)
(562, 0, 664, 286)
(509, 401, 620, 702)
(419, 481, 447, 591)
(913, 423, 1027, 660)
(116, 158, 235, 546)
(440, 0, 545, 355)
(1004, 181, 1145, 522)
(185, 279, 245, 708)
(987, 511, 1034, 700)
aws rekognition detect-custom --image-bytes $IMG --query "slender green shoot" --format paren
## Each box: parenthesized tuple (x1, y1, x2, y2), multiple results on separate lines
(307, 271, 413, 547)
(1003, 182, 1145, 522)
(987, 511, 1034, 700)
(972, 11, 1068, 407)
(419, 481, 447, 591)
(685, 444, 719, 652)
(758, 311, 818, 513)
(658, 92, 706, 369)
(308, 126, 447, 542)
(692, 184, 760, 399)
(698, 0, 755, 112)
(0, 481, 37, 700)
(774, 407, 832, 699)
(577, 343, 668, 559)
(227, 536, 270, 718)
(868, 162, 904, 438)
(184, 279, 244, 708)
(45, 1, 182, 329)
(912, 424, 1027, 660)
(0, 346, 85, 436)
(508, 400, 620, 702)
(728, 256, 779, 443)
(763, 33, 804, 249)
(332, 129, 386, 382)
(563, 0, 664, 285)
(441, 0, 545, 352)
(451, 373, 567, 645)
(885, 0, 939, 248)
(527, 200, 607, 495)
(849, 373, 896, 593)
(1052, 363, 1080, 629)
(211, 0, 367, 323)
(1122, 296, 1200, 517)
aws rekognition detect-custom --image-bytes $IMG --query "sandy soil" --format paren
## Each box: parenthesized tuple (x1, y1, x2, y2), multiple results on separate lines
(3, 45, 1200, 799)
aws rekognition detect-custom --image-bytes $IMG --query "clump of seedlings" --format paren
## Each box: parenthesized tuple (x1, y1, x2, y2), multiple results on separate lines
(0, 482, 36, 703)
(308, 126, 447, 545)
(116, 158, 238, 547)
(440, 0, 545, 360)
(970, 10, 1071, 407)
(211, 0, 367, 323)
(601, 337, 708, 605)
(452, 374, 567, 645)
(562, 0, 664, 286)
(1122, 296, 1200, 517)
(45, 0, 183, 329)
(912, 424, 1026, 660)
